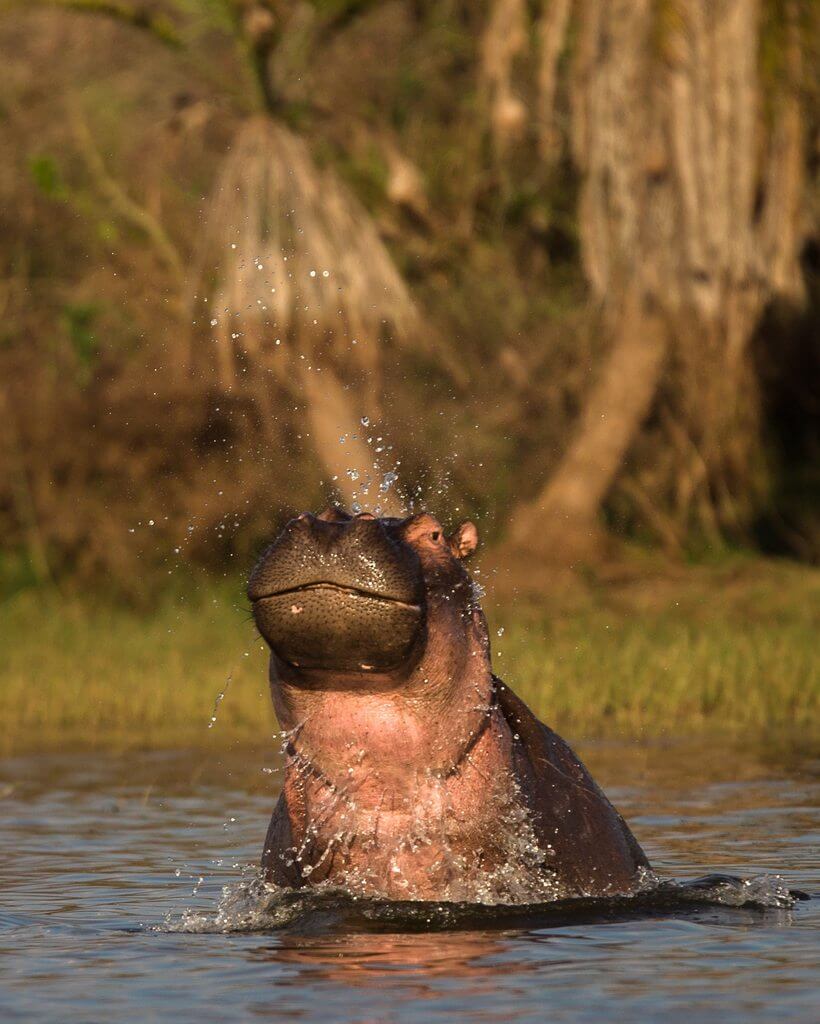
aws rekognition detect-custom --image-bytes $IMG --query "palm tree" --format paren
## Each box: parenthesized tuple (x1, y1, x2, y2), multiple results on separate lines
(31, 0, 418, 514)
(189, 3, 420, 514)
(483, 0, 809, 556)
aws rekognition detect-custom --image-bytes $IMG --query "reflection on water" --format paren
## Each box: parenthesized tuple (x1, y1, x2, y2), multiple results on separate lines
(0, 742, 817, 1022)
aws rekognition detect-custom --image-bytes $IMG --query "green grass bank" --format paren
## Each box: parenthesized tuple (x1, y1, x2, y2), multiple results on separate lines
(2, 558, 818, 756)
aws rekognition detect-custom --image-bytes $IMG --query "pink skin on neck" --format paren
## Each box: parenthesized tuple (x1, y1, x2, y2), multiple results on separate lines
(267, 592, 523, 899)
(271, 592, 494, 797)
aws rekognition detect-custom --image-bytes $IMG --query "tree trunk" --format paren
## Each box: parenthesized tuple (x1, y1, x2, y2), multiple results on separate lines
(297, 364, 404, 516)
(509, 291, 667, 555)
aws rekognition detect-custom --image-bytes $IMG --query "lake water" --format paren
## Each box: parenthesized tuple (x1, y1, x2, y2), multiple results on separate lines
(1, 741, 817, 1022)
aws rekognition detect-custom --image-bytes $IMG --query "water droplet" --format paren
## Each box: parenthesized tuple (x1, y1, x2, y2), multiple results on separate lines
(379, 471, 398, 494)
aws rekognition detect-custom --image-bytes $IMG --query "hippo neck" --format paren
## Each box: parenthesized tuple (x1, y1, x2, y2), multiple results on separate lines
(271, 629, 495, 799)
(274, 701, 531, 900)
(285, 679, 498, 789)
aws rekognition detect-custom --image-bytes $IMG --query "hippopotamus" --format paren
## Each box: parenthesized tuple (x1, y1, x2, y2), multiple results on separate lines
(248, 508, 649, 903)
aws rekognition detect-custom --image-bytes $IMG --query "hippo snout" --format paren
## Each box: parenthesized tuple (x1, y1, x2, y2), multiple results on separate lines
(248, 511, 425, 673)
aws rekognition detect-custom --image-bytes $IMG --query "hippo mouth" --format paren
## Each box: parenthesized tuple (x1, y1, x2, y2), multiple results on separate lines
(251, 581, 424, 674)
(254, 580, 422, 610)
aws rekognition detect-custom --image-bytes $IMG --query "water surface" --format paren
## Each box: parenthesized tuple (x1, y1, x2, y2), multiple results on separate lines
(1, 741, 817, 1022)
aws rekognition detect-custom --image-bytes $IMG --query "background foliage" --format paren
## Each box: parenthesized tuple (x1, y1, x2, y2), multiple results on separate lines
(0, 0, 818, 602)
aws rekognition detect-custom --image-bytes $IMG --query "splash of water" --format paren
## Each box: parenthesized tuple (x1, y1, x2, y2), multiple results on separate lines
(207, 671, 233, 729)
(163, 870, 803, 935)
(379, 471, 398, 495)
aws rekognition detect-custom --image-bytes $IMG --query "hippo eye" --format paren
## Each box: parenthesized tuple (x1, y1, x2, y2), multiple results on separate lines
(430, 531, 441, 542)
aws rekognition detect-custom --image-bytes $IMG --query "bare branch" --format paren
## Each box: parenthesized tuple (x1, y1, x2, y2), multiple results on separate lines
(480, 0, 529, 152)
(314, 0, 383, 43)
(29, 0, 182, 48)
(537, 0, 573, 160)
(68, 98, 185, 286)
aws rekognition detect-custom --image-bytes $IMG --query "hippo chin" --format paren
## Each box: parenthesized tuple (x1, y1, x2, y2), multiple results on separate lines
(248, 507, 649, 903)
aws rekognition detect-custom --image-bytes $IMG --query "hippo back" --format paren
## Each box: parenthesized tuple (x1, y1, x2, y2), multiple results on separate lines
(494, 677, 649, 895)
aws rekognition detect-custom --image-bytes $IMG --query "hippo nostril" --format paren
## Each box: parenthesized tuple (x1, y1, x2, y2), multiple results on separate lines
(317, 506, 353, 523)
(250, 506, 424, 628)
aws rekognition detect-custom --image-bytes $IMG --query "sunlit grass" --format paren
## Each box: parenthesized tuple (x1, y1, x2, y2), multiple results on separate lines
(493, 558, 819, 740)
(2, 560, 818, 755)
(1, 585, 275, 755)
(500, 610, 818, 740)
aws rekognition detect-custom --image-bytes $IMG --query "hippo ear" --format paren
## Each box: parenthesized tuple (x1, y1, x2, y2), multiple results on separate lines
(448, 521, 479, 559)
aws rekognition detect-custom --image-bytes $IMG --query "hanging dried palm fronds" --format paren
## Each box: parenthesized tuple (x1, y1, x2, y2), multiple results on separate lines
(192, 117, 417, 386)
(190, 116, 418, 513)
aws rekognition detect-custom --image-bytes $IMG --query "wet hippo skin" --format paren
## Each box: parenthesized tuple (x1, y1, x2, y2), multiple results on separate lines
(248, 508, 649, 903)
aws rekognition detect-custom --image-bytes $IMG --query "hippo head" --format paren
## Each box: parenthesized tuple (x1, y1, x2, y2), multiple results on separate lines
(248, 507, 480, 690)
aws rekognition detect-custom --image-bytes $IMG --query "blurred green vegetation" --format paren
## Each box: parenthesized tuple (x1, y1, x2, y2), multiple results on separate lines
(0, 0, 816, 599)
(2, 558, 817, 755)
